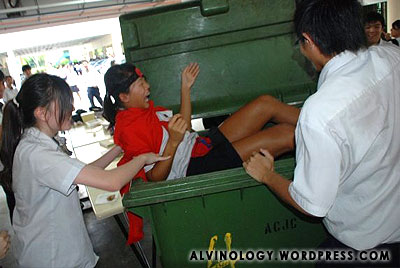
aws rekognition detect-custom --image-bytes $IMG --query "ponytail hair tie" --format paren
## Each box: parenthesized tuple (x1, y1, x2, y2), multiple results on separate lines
(110, 95, 116, 105)
(135, 67, 143, 77)
(13, 97, 20, 108)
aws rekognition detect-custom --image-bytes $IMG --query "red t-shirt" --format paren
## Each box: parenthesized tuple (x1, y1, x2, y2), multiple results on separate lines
(113, 101, 211, 243)
(114, 101, 168, 244)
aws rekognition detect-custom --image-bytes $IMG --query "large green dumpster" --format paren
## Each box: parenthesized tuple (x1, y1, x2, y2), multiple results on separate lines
(120, 0, 326, 267)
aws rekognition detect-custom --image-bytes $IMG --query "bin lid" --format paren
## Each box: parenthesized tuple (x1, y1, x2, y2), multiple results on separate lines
(119, 0, 316, 119)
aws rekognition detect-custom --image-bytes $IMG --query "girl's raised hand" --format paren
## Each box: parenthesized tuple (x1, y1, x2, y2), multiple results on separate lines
(181, 62, 200, 91)
(168, 114, 188, 146)
(140, 153, 171, 165)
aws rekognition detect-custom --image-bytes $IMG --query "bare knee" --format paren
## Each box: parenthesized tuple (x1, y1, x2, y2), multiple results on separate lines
(254, 95, 277, 106)
(248, 95, 278, 115)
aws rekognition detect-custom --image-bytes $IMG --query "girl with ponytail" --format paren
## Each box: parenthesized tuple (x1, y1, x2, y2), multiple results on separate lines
(104, 62, 299, 244)
(0, 73, 167, 267)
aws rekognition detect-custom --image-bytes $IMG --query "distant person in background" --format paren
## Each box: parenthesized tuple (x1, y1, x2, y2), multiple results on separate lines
(74, 62, 82, 76)
(3, 75, 18, 103)
(364, 12, 394, 47)
(66, 64, 81, 101)
(391, 20, 400, 45)
(0, 71, 17, 268)
(21, 65, 32, 84)
(82, 60, 103, 109)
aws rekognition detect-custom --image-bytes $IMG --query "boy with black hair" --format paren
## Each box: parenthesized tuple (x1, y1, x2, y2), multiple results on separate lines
(364, 11, 397, 46)
(391, 19, 400, 44)
(244, 0, 400, 266)
(21, 64, 32, 84)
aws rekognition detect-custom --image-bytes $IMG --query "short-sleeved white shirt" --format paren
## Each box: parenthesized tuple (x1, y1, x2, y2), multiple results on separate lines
(378, 38, 399, 48)
(12, 127, 98, 268)
(289, 46, 400, 250)
(3, 87, 18, 104)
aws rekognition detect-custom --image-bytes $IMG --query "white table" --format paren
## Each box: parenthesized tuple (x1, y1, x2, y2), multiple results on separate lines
(66, 121, 124, 220)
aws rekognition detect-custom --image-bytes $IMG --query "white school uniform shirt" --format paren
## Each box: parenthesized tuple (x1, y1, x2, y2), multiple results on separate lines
(12, 127, 98, 268)
(289, 46, 400, 250)
(378, 38, 398, 48)
(3, 87, 18, 104)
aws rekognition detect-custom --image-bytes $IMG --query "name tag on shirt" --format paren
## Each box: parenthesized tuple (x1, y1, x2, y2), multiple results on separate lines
(156, 110, 173, 122)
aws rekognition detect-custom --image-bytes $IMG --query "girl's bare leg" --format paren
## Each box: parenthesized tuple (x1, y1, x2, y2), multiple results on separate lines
(219, 95, 300, 143)
(232, 123, 295, 160)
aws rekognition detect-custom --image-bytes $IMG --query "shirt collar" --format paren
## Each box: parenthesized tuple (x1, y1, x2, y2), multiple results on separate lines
(317, 50, 359, 89)
(24, 127, 60, 151)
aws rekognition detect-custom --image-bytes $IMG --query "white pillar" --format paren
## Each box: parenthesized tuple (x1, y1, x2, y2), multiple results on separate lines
(387, 0, 400, 29)
(111, 27, 124, 63)
(6, 50, 22, 89)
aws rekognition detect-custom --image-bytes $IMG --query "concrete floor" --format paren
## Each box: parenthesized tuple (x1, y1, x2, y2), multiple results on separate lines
(83, 207, 162, 268)
(67, 112, 205, 268)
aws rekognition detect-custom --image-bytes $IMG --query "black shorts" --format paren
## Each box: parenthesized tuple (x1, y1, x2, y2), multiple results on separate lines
(186, 127, 243, 176)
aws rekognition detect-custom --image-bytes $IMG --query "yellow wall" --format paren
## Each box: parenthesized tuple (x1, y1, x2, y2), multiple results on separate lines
(387, 0, 400, 29)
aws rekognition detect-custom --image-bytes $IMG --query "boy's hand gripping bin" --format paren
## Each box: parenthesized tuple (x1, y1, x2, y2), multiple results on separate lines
(120, 0, 326, 267)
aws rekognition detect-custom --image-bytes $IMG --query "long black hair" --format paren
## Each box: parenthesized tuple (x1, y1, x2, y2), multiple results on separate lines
(0, 73, 73, 196)
(103, 63, 143, 128)
(294, 0, 366, 56)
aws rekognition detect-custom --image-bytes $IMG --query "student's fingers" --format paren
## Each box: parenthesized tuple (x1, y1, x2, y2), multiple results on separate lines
(242, 161, 248, 169)
(260, 148, 274, 171)
(0, 231, 9, 257)
(0, 231, 8, 239)
(188, 62, 199, 73)
(170, 117, 185, 131)
(191, 63, 200, 75)
(188, 63, 200, 78)
(183, 63, 195, 75)
(168, 114, 182, 126)
(183, 65, 190, 74)
(143, 153, 171, 165)
(243, 156, 268, 183)
(191, 68, 200, 80)
(260, 148, 273, 161)
(171, 113, 182, 121)
(176, 118, 188, 132)
(183, 63, 199, 77)
(157, 155, 171, 162)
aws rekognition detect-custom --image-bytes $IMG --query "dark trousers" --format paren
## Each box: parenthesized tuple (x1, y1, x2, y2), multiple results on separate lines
(316, 233, 400, 268)
(87, 87, 103, 108)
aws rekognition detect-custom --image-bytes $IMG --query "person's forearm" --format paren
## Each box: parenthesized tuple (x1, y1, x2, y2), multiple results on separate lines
(180, 87, 192, 130)
(262, 172, 311, 216)
(146, 141, 179, 181)
(75, 154, 147, 191)
(90, 146, 122, 168)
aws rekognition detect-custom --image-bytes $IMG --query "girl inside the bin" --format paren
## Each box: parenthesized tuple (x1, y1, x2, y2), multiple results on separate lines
(0, 73, 168, 268)
(103, 63, 300, 183)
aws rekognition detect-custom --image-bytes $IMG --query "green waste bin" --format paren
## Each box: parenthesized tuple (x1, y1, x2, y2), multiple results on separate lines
(120, 0, 326, 267)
